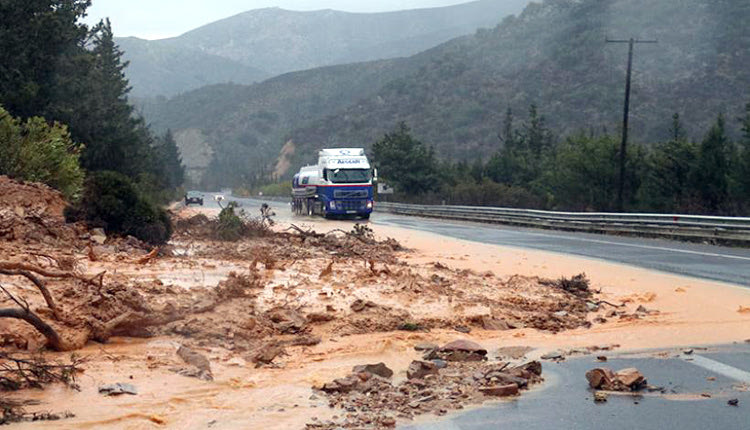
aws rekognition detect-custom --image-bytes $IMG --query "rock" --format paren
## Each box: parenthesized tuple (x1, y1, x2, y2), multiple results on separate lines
(615, 368, 646, 389)
(485, 371, 528, 388)
(253, 344, 285, 367)
(430, 359, 448, 369)
(586, 302, 600, 312)
(728, 398, 739, 406)
(597, 356, 607, 362)
(454, 325, 471, 334)
(586, 368, 616, 389)
(635, 305, 649, 314)
(414, 342, 438, 351)
(441, 339, 487, 355)
(99, 383, 138, 396)
(479, 384, 519, 397)
(478, 316, 510, 331)
(351, 299, 367, 312)
(267, 308, 307, 334)
(177, 345, 213, 381)
(90, 228, 107, 244)
(683, 349, 694, 355)
(587, 367, 647, 391)
(553, 311, 568, 318)
(353, 363, 393, 379)
(381, 417, 396, 427)
(541, 351, 564, 360)
(594, 391, 608, 402)
(322, 376, 359, 393)
(307, 312, 335, 323)
(519, 361, 542, 376)
(407, 360, 439, 380)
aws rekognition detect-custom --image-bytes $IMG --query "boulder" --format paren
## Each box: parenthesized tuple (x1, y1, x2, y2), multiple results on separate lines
(479, 384, 519, 397)
(353, 363, 393, 379)
(407, 360, 439, 380)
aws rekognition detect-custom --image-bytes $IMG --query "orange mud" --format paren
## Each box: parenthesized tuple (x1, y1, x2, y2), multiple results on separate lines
(3, 205, 750, 429)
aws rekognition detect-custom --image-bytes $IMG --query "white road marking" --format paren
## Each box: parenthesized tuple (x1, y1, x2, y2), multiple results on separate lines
(683, 354, 750, 383)
(509, 230, 750, 262)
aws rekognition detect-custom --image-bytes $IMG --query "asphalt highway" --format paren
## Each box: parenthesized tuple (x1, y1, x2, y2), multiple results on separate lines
(373, 213, 750, 287)
(203, 196, 750, 287)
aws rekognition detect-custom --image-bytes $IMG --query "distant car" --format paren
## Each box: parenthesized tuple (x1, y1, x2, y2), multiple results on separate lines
(185, 191, 204, 206)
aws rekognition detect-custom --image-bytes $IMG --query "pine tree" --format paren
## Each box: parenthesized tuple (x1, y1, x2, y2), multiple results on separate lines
(696, 114, 731, 213)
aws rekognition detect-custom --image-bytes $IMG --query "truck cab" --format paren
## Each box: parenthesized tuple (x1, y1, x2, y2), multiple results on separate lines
(291, 148, 375, 219)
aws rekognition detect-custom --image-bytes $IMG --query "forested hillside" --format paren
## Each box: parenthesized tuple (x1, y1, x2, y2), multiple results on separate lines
(289, 0, 750, 165)
(145, 0, 750, 195)
(120, 0, 528, 97)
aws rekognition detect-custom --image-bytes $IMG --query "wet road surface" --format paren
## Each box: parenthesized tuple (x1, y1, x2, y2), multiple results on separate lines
(405, 344, 750, 430)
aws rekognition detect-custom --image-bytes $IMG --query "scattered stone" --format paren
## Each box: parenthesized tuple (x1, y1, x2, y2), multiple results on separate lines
(353, 363, 393, 379)
(454, 325, 471, 334)
(407, 360, 439, 380)
(476, 316, 510, 331)
(267, 308, 307, 334)
(553, 311, 569, 318)
(495, 346, 533, 360)
(701, 393, 712, 398)
(252, 343, 286, 367)
(728, 398, 739, 406)
(479, 384, 519, 397)
(683, 349, 694, 355)
(586, 302, 600, 312)
(430, 359, 448, 369)
(398, 322, 423, 331)
(594, 391, 608, 403)
(90, 228, 107, 244)
(307, 312, 335, 323)
(439, 339, 487, 362)
(177, 345, 213, 381)
(541, 351, 564, 361)
(99, 383, 138, 396)
(414, 342, 438, 351)
(596, 356, 607, 362)
(586, 367, 647, 391)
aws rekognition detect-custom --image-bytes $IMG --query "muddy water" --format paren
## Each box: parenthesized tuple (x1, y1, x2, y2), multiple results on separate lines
(10, 211, 750, 429)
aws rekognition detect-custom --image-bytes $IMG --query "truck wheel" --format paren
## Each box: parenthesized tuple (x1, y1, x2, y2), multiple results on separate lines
(307, 201, 313, 216)
(360, 213, 370, 220)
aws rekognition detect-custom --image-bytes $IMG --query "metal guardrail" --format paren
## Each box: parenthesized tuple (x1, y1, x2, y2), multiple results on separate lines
(374, 202, 750, 245)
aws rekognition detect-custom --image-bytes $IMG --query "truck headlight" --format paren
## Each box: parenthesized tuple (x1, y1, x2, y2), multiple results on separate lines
(366, 201, 373, 209)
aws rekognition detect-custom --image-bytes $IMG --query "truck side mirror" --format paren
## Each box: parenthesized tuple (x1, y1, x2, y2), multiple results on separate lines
(372, 168, 378, 184)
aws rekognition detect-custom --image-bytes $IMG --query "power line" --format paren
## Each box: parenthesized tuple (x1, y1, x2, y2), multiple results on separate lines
(606, 37, 657, 212)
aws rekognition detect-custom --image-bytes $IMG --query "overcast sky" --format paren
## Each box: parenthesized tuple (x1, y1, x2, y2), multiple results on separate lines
(83, 0, 475, 40)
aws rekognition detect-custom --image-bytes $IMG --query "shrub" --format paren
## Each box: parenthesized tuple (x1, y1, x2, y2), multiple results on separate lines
(65, 171, 172, 245)
(216, 202, 245, 241)
(0, 106, 84, 199)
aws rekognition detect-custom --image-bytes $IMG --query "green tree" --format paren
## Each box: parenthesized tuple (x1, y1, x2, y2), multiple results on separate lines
(0, 106, 84, 199)
(0, 0, 90, 118)
(154, 129, 185, 190)
(738, 103, 750, 205)
(552, 133, 643, 211)
(696, 114, 731, 213)
(372, 122, 439, 195)
(638, 113, 700, 212)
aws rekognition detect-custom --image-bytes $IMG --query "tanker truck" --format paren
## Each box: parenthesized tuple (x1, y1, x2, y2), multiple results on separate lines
(291, 148, 375, 219)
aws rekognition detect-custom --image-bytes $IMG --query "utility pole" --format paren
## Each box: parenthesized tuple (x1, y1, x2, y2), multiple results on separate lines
(606, 37, 657, 212)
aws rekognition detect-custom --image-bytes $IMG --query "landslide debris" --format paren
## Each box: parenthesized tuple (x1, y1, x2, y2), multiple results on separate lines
(310, 340, 543, 429)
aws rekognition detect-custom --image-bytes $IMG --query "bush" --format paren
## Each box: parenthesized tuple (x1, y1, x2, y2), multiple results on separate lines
(0, 106, 84, 200)
(216, 202, 245, 241)
(65, 171, 172, 245)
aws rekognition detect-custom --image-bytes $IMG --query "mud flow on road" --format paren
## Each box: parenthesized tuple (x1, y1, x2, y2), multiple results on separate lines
(1, 183, 750, 429)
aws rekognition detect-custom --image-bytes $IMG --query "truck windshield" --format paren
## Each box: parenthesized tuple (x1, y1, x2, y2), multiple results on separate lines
(327, 168, 371, 184)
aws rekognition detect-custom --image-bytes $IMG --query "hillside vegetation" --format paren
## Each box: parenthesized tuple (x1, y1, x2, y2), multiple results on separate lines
(145, 0, 750, 195)
(121, 0, 528, 97)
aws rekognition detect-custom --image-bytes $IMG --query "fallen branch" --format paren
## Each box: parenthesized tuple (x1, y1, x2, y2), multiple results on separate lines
(589, 300, 625, 308)
(0, 269, 60, 319)
(0, 285, 63, 351)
